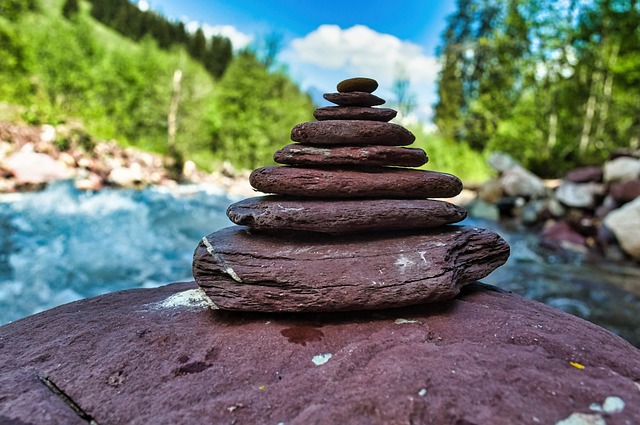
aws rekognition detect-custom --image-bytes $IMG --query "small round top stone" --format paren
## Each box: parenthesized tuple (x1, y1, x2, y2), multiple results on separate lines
(337, 77, 378, 93)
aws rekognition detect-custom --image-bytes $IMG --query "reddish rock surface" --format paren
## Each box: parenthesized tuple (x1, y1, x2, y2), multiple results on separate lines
(273, 144, 427, 167)
(193, 226, 509, 312)
(1, 281, 639, 424)
(337, 77, 378, 93)
(291, 120, 415, 146)
(249, 166, 463, 198)
(323, 92, 385, 106)
(226, 196, 466, 233)
(313, 106, 397, 122)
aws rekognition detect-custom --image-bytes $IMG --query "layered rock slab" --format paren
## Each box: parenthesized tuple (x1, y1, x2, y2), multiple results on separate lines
(250, 166, 463, 198)
(313, 106, 397, 122)
(274, 144, 428, 167)
(192, 225, 509, 312)
(291, 120, 415, 146)
(323, 92, 385, 106)
(226, 196, 467, 233)
(2, 281, 639, 424)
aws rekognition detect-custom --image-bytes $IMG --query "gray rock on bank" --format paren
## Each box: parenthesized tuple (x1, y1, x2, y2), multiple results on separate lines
(1, 281, 639, 424)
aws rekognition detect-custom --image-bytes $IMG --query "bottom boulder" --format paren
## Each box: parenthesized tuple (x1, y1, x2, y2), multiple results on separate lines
(0, 281, 639, 424)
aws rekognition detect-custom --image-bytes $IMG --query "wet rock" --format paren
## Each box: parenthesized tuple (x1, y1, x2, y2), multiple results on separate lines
(323, 92, 385, 107)
(610, 179, 640, 204)
(501, 166, 547, 198)
(477, 178, 504, 204)
(193, 226, 509, 312)
(226, 196, 467, 233)
(291, 120, 415, 146)
(2, 281, 639, 424)
(336, 77, 378, 93)
(274, 144, 427, 167)
(541, 220, 587, 252)
(565, 166, 603, 183)
(555, 181, 604, 209)
(603, 157, 640, 183)
(249, 166, 463, 199)
(1, 150, 73, 184)
(313, 106, 397, 122)
(108, 163, 145, 188)
(603, 197, 640, 260)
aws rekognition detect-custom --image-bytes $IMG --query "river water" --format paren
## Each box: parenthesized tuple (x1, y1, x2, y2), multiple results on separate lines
(1, 181, 639, 346)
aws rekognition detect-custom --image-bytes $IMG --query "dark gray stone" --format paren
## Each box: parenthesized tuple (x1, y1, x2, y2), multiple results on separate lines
(250, 166, 464, 199)
(226, 196, 466, 233)
(193, 225, 509, 312)
(291, 120, 415, 146)
(323, 92, 385, 107)
(273, 144, 428, 167)
(313, 106, 397, 122)
(337, 77, 378, 93)
(2, 282, 639, 424)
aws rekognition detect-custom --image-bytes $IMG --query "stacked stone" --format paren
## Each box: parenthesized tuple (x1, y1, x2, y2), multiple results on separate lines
(193, 78, 510, 312)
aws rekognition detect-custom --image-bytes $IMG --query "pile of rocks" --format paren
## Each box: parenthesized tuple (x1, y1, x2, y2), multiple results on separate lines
(193, 78, 510, 312)
(469, 151, 640, 261)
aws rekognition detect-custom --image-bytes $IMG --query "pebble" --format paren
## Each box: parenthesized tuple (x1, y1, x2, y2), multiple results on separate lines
(337, 77, 379, 93)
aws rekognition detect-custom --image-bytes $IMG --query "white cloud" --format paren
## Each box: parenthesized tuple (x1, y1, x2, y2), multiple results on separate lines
(185, 21, 254, 50)
(136, 0, 150, 12)
(281, 25, 440, 123)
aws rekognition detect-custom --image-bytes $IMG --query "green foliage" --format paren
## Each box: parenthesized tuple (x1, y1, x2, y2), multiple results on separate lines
(87, 0, 231, 79)
(435, 0, 640, 177)
(61, 0, 78, 19)
(209, 50, 315, 170)
(412, 126, 492, 183)
(0, 0, 38, 21)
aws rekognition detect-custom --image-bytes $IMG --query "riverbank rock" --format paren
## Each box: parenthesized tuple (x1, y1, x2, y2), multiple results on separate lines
(603, 197, 640, 260)
(1, 281, 639, 424)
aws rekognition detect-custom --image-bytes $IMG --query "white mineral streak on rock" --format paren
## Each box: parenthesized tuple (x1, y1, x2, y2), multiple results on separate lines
(555, 412, 605, 425)
(394, 318, 419, 324)
(602, 396, 625, 413)
(277, 204, 304, 212)
(153, 288, 217, 310)
(312, 353, 332, 366)
(394, 255, 416, 270)
(202, 236, 243, 283)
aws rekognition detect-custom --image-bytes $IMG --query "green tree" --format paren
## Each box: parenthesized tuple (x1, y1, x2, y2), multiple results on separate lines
(62, 0, 79, 19)
(188, 27, 207, 62)
(205, 35, 232, 79)
(209, 50, 314, 169)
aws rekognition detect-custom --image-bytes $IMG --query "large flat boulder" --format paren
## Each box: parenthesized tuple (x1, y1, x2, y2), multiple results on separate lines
(193, 226, 508, 312)
(1, 281, 639, 424)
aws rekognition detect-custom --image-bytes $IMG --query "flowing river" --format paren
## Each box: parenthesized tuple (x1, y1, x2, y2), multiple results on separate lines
(1, 181, 639, 346)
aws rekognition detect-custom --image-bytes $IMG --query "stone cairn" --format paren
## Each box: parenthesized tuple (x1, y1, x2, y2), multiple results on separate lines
(193, 77, 510, 312)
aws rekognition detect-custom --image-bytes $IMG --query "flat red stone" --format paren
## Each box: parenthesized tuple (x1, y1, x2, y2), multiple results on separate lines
(194, 225, 509, 312)
(249, 166, 463, 198)
(274, 144, 428, 167)
(323, 92, 385, 106)
(313, 106, 397, 122)
(291, 120, 415, 146)
(226, 196, 466, 233)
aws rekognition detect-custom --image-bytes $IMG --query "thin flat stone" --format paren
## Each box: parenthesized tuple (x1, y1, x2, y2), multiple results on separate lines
(337, 77, 378, 93)
(226, 196, 467, 233)
(274, 144, 428, 167)
(323, 92, 385, 107)
(313, 106, 397, 122)
(250, 166, 463, 198)
(291, 121, 415, 146)
(193, 225, 510, 312)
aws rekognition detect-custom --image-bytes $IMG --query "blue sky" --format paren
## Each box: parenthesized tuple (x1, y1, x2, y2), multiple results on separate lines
(141, 0, 457, 124)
